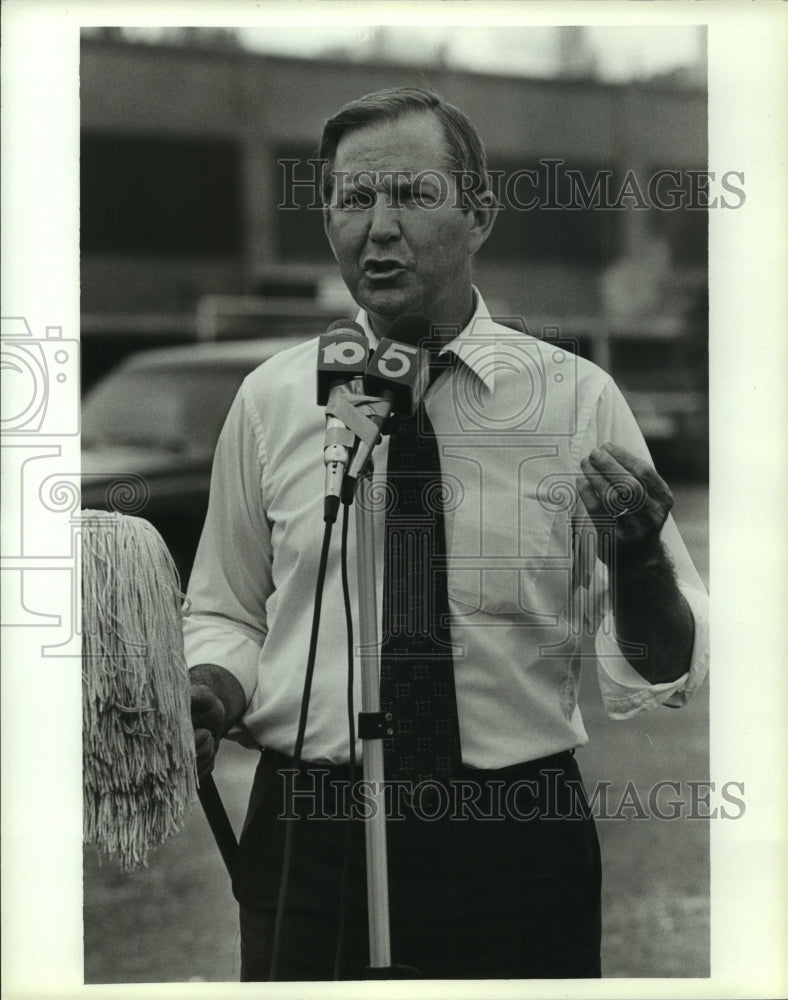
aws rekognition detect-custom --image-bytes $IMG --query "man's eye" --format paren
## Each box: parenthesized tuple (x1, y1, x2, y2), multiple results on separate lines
(339, 191, 371, 210)
(404, 186, 438, 207)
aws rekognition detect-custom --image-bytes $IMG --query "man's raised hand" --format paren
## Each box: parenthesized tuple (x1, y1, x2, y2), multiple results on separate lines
(577, 442, 673, 563)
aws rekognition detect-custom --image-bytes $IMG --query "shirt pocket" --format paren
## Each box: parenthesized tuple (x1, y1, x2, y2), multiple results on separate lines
(447, 495, 575, 624)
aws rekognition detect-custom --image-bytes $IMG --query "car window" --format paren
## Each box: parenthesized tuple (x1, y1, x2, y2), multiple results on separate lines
(82, 365, 249, 452)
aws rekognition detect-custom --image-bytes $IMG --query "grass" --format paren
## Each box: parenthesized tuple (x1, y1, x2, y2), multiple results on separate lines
(83, 484, 709, 983)
(579, 670, 710, 977)
(84, 749, 253, 983)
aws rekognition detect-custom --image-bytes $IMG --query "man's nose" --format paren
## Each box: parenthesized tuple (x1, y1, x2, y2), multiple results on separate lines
(368, 193, 401, 243)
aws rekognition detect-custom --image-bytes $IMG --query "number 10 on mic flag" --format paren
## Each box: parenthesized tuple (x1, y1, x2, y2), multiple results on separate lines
(316, 324, 368, 405)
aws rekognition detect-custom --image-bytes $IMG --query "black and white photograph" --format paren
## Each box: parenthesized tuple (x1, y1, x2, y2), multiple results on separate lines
(1, 3, 786, 998)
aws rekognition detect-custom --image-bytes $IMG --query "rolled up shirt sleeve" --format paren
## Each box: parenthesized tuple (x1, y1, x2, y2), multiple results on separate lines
(183, 380, 273, 705)
(595, 577, 709, 717)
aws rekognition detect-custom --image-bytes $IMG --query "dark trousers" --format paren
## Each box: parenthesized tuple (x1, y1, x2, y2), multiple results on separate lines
(232, 749, 602, 981)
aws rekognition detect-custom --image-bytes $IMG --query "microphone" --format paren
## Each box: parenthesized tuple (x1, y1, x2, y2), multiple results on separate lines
(344, 314, 432, 490)
(316, 319, 369, 522)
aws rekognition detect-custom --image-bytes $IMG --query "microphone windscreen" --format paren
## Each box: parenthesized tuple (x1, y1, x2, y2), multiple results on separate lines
(316, 319, 369, 405)
(364, 319, 431, 415)
(326, 318, 366, 336)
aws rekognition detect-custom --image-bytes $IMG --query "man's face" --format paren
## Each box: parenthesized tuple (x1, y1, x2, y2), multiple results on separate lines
(323, 111, 491, 338)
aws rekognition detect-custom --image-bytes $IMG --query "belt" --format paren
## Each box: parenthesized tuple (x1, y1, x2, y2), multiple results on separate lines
(261, 747, 580, 821)
(262, 746, 575, 784)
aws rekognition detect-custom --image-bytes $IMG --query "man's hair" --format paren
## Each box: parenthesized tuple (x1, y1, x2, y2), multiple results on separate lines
(318, 86, 490, 206)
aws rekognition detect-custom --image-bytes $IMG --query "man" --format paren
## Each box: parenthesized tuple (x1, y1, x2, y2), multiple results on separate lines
(185, 87, 709, 981)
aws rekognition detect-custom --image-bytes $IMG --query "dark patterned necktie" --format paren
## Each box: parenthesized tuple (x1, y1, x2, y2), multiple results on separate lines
(379, 362, 462, 786)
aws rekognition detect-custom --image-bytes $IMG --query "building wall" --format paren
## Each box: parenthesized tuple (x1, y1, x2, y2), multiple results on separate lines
(80, 39, 707, 339)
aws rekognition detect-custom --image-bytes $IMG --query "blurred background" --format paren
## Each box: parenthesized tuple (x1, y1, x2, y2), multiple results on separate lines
(80, 24, 708, 478)
(80, 24, 710, 984)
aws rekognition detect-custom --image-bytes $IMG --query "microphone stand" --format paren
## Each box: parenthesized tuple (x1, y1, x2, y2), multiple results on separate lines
(353, 464, 420, 980)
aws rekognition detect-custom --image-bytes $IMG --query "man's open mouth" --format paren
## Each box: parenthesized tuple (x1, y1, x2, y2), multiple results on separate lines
(363, 259, 406, 279)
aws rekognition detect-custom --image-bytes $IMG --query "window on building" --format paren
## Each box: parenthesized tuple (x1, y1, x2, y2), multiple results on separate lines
(274, 146, 333, 263)
(481, 159, 624, 265)
(81, 132, 243, 255)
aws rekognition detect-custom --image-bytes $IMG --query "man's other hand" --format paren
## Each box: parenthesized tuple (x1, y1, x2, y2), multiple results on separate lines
(188, 664, 247, 780)
(578, 442, 673, 563)
(191, 682, 226, 778)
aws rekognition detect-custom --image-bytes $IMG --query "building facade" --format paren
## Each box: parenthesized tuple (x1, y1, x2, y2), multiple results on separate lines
(80, 37, 709, 471)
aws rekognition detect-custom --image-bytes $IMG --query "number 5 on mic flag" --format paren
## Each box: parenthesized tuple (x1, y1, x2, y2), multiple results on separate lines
(365, 337, 428, 416)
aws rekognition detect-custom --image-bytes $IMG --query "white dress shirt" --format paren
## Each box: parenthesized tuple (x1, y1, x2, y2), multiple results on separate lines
(184, 291, 709, 768)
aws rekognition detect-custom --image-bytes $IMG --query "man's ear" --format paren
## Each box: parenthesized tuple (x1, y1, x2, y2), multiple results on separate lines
(466, 189, 498, 257)
(323, 204, 339, 261)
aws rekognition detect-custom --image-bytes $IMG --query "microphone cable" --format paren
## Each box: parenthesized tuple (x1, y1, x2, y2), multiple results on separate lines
(268, 517, 334, 981)
(332, 497, 357, 980)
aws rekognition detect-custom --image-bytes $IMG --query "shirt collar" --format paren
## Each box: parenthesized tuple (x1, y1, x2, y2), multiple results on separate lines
(354, 286, 498, 393)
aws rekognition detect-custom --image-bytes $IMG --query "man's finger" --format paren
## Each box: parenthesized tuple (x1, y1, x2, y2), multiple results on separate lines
(599, 442, 671, 499)
(191, 683, 226, 734)
(194, 728, 217, 777)
(583, 451, 650, 517)
(587, 445, 631, 479)
(576, 470, 605, 517)
(579, 458, 628, 511)
(194, 728, 215, 753)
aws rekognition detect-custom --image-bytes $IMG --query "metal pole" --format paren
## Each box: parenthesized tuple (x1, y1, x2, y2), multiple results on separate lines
(354, 469, 392, 970)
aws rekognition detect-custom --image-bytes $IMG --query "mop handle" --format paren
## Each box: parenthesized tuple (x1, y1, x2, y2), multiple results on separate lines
(197, 773, 238, 875)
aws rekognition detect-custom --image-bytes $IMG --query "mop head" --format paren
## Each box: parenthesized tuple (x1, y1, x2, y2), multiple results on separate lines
(82, 510, 197, 871)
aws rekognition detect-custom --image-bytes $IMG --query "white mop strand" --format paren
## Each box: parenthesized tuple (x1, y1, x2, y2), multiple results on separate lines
(82, 510, 198, 871)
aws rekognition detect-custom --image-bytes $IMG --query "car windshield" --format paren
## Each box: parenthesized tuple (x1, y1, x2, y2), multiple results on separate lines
(82, 366, 247, 452)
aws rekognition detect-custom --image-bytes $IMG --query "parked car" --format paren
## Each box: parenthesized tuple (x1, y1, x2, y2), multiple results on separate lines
(81, 336, 309, 586)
